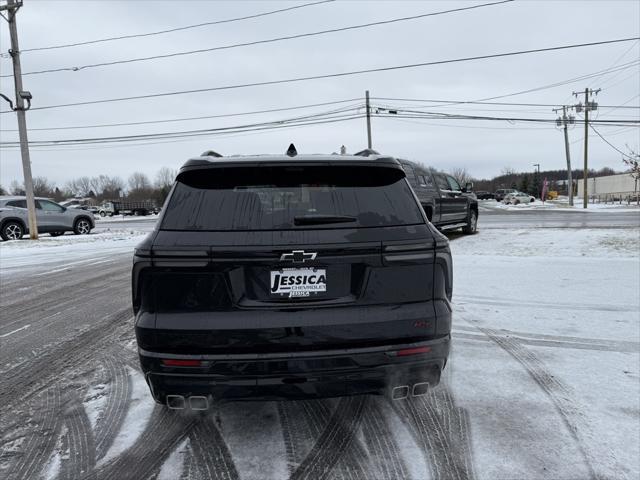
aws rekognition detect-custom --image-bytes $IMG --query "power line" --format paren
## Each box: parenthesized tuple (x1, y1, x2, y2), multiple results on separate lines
(373, 110, 638, 125)
(0, 110, 365, 147)
(0, 98, 362, 132)
(15, 0, 335, 53)
(7, 0, 514, 77)
(589, 124, 637, 159)
(376, 61, 640, 108)
(3, 36, 638, 115)
(372, 96, 640, 109)
(3, 107, 636, 149)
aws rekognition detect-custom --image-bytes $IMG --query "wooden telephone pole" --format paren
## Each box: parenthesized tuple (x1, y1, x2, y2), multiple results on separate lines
(1, 0, 38, 238)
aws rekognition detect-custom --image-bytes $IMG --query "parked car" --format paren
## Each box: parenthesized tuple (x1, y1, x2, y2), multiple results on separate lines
(68, 204, 99, 214)
(495, 188, 517, 202)
(502, 191, 521, 204)
(475, 191, 495, 200)
(132, 148, 453, 408)
(397, 158, 478, 234)
(509, 192, 536, 204)
(0, 196, 95, 240)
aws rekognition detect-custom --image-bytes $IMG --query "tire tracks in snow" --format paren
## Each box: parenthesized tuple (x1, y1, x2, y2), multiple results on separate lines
(95, 408, 239, 480)
(95, 357, 131, 460)
(300, 399, 371, 479)
(59, 392, 97, 480)
(1, 308, 132, 409)
(361, 398, 410, 480)
(391, 386, 475, 480)
(475, 324, 629, 480)
(288, 396, 367, 480)
(453, 324, 639, 353)
(2, 386, 63, 480)
(187, 418, 239, 480)
(455, 294, 639, 314)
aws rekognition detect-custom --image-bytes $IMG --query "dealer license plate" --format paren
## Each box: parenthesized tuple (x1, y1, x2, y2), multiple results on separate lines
(270, 268, 327, 298)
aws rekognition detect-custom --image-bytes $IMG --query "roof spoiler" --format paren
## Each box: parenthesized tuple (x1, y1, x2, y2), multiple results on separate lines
(200, 150, 223, 157)
(354, 148, 380, 157)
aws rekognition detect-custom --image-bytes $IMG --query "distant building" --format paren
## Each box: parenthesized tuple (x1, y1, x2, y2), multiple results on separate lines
(577, 173, 638, 198)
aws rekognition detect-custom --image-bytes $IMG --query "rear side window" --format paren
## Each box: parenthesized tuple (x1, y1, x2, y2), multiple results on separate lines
(39, 200, 64, 212)
(161, 165, 424, 231)
(6, 200, 26, 208)
(435, 175, 450, 191)
(401, 164, 417, 185)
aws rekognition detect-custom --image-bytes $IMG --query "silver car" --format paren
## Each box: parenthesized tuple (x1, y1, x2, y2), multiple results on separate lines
(0, 196, 95, 241)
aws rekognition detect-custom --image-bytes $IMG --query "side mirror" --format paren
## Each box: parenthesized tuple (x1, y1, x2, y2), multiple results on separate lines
(464, 182, 473, 192)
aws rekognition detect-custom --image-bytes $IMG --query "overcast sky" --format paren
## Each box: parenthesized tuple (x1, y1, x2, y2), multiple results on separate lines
(0, 0, 638, 189)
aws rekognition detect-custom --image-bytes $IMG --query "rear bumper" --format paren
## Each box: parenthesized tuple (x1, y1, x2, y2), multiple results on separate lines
(139, 335, 449, 402)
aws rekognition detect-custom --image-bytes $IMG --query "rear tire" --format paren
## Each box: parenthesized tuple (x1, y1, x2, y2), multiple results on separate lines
(99, 211, 106, 217)
(462, 210, 477, 234)
(1, 221, 24, 241)
(73, 218, 92, 235)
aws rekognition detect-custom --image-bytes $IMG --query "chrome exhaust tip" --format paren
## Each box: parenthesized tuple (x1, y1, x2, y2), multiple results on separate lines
(167, 395, 186, 409)
(391, 385, 409, 400)
(412, 382, 430, 397)
(189, 396, 209, 411)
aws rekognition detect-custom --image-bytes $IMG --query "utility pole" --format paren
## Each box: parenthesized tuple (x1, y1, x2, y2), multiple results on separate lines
(1, 0, 38, 238)
(365, 90, 372, 149)
(573, 88, 600, 209)
(554, 105, 575, 206)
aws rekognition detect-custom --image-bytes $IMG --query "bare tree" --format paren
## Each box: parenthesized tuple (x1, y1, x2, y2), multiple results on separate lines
(88, 174, 124, 200)
(500, 166, 516, 176)
(622, 148, 640, 203)
(9, 180, 24, 195)
(128, 172, 152, 200)
(154, 167, 176, 204)
(0, 184, 7, 195)
(449, 167, 472, 187)
(66, 176, 93, 197)
(100, 175, 124, 200)
(154, 167, 176, 190)
(128, 172, 151, 192)
(32, 176, 55, 197)
(622, 148, 640, 179)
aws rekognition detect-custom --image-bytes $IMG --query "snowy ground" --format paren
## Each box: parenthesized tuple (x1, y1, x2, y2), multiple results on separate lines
(483, 197, 640, 213)
(0, 229, 148, 274)
(0, 220, 638, 479)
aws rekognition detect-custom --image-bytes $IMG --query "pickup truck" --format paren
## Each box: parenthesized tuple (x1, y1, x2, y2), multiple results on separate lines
(398, 159, 478, 234)
(98, 200, 156, 217)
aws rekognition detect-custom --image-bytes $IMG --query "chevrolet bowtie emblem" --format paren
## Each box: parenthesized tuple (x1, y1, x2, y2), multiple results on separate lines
(280, 250, 317, 263)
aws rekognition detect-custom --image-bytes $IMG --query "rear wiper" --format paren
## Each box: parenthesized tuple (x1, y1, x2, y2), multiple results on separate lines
(294, 214, 357, 225)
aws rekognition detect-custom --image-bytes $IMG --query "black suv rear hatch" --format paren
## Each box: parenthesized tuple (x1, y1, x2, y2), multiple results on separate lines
(134, 162, 439, 354)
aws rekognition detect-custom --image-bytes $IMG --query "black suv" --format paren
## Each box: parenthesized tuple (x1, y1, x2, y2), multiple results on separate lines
(132, 149, 452, 409)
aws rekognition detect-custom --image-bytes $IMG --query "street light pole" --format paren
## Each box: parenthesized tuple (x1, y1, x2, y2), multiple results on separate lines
(1, 0, 38, 239)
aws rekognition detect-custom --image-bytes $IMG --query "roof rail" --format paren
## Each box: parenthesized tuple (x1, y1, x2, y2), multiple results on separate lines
(200, 150, 223, 157)
(354, 148, 380, 157)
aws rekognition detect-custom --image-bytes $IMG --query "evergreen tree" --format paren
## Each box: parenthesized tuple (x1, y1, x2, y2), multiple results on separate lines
(519, 174, 530, 193)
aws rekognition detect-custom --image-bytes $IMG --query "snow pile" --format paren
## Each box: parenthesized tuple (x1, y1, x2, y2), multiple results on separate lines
(481, 198, 640, 212)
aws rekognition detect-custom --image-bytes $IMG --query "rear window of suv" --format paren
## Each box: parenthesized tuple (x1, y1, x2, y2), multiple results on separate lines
(161, 165, 424, 231)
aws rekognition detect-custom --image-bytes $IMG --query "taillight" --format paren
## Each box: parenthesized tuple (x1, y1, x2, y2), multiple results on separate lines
(383, 242, 434, 264)
(396, 346, 431, 356)
(161, 359, 202, 367)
